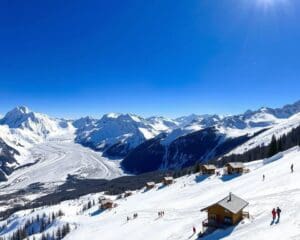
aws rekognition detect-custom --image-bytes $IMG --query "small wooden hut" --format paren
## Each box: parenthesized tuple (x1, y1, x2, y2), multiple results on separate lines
(100, 199, 114, 210)
(201, 164, 217, 175)
(201, 193, 249, 228)
(163, 176, 174, 185)
(225, 162, 245, 174)
(146, 182, 155, 190)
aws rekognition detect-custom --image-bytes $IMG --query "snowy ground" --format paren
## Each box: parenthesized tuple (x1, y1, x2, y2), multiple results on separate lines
(0, 136, 123, 197)
(228, 113, 300, 155)
(1, 147, 300, 240)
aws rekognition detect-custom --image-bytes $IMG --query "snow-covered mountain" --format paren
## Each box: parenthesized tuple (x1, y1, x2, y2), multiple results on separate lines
(75, 113, 165, 157)
(0, 107, 124, 203)
(2, 146, 300, 240)
(147, 116, 179, 131)
(227, 112, 300, 155)
(122, 127, 266, 173)
(1, 100, 300, 185)
(0, 106, 70, 138)
(0, 106, 75, 175)
(122, 101, 300, 173)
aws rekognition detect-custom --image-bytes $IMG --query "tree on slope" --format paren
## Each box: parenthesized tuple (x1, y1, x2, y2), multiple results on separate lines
(268, 135, 278, 157)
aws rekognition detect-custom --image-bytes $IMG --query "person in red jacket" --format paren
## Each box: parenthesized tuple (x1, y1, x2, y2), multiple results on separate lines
(272, 208, 276, 221)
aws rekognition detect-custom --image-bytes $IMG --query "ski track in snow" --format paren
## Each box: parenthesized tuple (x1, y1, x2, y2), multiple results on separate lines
(0, 138, 123, 194)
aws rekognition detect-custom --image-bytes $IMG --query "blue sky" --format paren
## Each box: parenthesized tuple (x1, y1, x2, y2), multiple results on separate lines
(1, 0, 300, 118)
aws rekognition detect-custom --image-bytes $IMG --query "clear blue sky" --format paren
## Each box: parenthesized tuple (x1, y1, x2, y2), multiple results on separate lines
(1, 0, 300, 118)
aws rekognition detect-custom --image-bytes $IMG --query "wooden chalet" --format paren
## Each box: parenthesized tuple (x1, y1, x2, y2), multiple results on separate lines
(146, 182, 155, 190)
(201, 193, 249, 229)
(225, 162, 245, 174)
(200, 164, 217, 175)
(100, 199, 114, 210)
(163, 176, 174, 185)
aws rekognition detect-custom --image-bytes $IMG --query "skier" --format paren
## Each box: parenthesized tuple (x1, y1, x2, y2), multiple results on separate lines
(263, 174, 265, 181)
(291, 164, 294, 173)
(272, 208, 276, 221)
(276, 207, 281, 221)
(193, 226, 196, 235)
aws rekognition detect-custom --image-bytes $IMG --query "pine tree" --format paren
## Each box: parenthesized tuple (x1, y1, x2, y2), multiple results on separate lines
(268, 135, 278, 157)
(56, 227, 62, 240)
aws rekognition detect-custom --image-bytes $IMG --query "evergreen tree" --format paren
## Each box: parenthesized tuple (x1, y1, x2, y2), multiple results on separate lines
(268, 135, 278, 157)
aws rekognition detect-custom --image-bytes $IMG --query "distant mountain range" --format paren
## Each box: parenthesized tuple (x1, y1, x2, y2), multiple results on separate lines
(1, 100, 300, 178)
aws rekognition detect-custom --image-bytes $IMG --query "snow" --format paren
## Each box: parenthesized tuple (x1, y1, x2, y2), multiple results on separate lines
(0, 135, 124, 195)
(106, 113, 121, 119)
(0, 107, 125, 196)
(138, 127, 156, 140)
(228, 112, 300, 155)
(75, 113, 163, 151)
(0, 103, 300, 208)
(2, 147, 300, 239)
(147, 116, 179, 132)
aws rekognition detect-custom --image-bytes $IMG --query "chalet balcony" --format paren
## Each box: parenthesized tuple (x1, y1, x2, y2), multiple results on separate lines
(242, 211, 250, 219)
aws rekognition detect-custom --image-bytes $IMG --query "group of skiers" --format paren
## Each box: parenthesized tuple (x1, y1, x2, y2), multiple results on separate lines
(263, 163, 294, 181)
(127, 213, 138, 221)
(127, 211, 164, 222)
(158, 211, 165, 217)
(271, 207, 281, 222)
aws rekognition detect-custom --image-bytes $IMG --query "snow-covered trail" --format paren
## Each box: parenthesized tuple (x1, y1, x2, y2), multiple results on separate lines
(0, 138, 124, 194)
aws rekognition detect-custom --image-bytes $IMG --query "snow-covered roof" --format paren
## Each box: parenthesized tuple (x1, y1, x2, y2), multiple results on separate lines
(226, 162, 245, 169)
(163, 177, 173, 181)
(100, 199, 113, 205)
(202, 164, 217, 170)
(202, 193, 248, 214)
(146, 182, 155, 185)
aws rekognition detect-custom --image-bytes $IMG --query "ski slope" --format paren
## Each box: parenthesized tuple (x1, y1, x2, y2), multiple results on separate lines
(1, 147, 300, 239)
(227, 113, 300, 155)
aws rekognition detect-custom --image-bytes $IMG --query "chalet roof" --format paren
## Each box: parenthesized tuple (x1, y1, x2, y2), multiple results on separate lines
(163, 177, 173, 181)
(202, 164, 217, 170)
(100, 199, 113, 205)
(226, 162, 245, 169)
(201, 193, 248, 214)
(146, 182, 155, 185)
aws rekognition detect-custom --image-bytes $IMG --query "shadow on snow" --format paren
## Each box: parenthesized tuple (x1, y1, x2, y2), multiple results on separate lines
(195, 175, 210, 183)
(220, 174, 241, 182)
(198, 225, 236, 240)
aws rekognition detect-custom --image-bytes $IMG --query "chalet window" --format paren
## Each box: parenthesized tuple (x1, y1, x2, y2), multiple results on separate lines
(209, 214, 216, 220)
(224, 217, 233, 225)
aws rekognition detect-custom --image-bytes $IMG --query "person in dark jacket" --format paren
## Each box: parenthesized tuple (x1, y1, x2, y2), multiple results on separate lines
(291, 164, 294, 173)
(276, 207, 281, 220)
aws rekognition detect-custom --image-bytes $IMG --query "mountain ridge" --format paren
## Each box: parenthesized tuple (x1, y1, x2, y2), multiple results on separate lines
(0, 100, 300, 178)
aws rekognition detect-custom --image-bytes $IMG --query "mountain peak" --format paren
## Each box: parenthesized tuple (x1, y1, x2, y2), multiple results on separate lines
(9, 106, 30, 115)
(105, 113, 121, 119)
